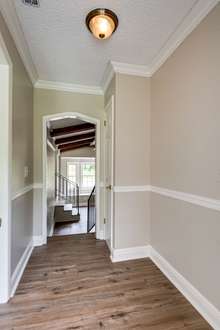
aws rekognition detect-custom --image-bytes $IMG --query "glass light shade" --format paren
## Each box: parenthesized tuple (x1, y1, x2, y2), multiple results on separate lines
(89, 14, 115, 39)
(86, 9, 118, 40)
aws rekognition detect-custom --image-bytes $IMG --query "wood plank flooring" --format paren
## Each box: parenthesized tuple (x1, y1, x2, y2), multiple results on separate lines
(0, 234, 212, 329)
(54, 208, 95, 235)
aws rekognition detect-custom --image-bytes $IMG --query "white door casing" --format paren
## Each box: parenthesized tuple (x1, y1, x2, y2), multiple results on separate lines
(42, 112, 101, 243)
(104, 96, 115, 251)
(0, 33, 12, 303)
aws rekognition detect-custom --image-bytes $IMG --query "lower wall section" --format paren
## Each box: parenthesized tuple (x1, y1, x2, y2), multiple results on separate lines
(114, 191, 150, 249)
(11, 190, 33, 276)
(151, 192, 220, 312)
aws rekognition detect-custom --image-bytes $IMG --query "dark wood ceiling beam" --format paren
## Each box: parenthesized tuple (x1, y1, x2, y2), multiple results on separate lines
(60, 143, 93, 153)
(50, 123, 95, 137)
(55, 132, 95, 145)
(58, 139, 95, 150)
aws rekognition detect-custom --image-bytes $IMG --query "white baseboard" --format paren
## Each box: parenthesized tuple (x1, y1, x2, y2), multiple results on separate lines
(48, 222, 55, 237)
(150, 247, 220, 330)
(96, 230, 105, 240)
(111, 245, 150, 262)
(10, 240, 33, 297)
(33, 235, 45, 247)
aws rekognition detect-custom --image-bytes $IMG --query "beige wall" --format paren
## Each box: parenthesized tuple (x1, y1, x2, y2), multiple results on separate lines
(33, 88, 104, 236)
(114, 192, 150, 249)
(113, 73, 151, 249)
(61, 147, 95, 158)
(0, 12, 33, 275)
(151, 3, 220, 310)
(115, 74, 150, 186)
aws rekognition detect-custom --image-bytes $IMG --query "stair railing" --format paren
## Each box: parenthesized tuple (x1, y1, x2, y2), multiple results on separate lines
(56, 173, 80, 215)
(87, 186, 96, 232)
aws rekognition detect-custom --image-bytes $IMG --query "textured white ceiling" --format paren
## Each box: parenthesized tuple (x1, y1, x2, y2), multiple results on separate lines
(13, 0, 198, 86)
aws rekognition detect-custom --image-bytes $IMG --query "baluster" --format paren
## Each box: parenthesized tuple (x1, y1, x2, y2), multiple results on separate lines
(66, 180, 68, 200)
(62, 177, 64, 197)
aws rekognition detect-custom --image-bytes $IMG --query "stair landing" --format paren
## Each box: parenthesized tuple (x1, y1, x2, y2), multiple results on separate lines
(54, 205, 80, 223)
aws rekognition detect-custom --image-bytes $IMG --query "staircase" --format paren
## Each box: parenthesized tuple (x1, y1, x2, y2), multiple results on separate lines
(55, 173, 80, 223)
(87, 185, 96, 232)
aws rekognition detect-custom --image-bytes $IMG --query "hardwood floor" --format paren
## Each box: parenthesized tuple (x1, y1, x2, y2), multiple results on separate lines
(0, 234, 211, 329)
(54, 207, 95, 235)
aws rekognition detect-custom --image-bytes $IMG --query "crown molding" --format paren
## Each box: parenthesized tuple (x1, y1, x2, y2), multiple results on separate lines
(35, 80, 103, 95)
(101, 61, 151, 94)
(148, 0, 219, 75)
(111, 61, 151, 77)
(0, 0, 38, 84)
(102, 0, 218, 92)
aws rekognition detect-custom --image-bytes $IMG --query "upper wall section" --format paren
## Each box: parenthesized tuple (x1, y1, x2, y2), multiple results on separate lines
(0, 11, 33, 194)
(115, 73, 151, 186)
(151, 3, 220, 200)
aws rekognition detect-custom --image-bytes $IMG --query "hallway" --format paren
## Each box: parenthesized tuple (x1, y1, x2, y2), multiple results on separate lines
(0, 235, 210, 329)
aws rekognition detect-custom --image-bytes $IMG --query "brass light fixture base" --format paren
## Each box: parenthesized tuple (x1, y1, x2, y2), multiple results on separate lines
(86, 8, 118, 40)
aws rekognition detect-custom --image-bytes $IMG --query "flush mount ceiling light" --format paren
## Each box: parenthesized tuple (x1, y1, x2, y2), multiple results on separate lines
(86, 8, 118, 40)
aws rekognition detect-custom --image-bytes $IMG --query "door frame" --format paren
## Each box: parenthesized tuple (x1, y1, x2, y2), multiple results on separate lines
(104, 96, 115, 251)
(0, 32, 13, 303)
(42, 112, 101, 243)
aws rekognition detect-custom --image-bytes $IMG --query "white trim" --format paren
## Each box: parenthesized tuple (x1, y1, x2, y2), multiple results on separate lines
(0, 0, 38, 84)
(10, 239, 33, 297)
(150, 247, 220, 330)
(151, 186, 220, 212)
(33, 183, 43, 189)
(111, 61, 151, 77)
(33, 235, 45, 247)
(12, 184, 34, 200)
(99, 181, 104, 188)
(148, 0, 219, 75)
(47, 139, 56, 152)
(111, 245, 150, 263)
(98, 230, 105, 240)
(101, 61, 115, 94)
(113, 184, 220, 211)
(114, 185, 151, 193)
(0, 31, 13, 304)
(104, 96, 115, 251)
(35, 80, 103, 96)
(48, 221, 55, 237)
(42, 112, 102, 244)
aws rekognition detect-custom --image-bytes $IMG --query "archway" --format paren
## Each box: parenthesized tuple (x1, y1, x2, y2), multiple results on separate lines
(42, 112, 101, 243)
